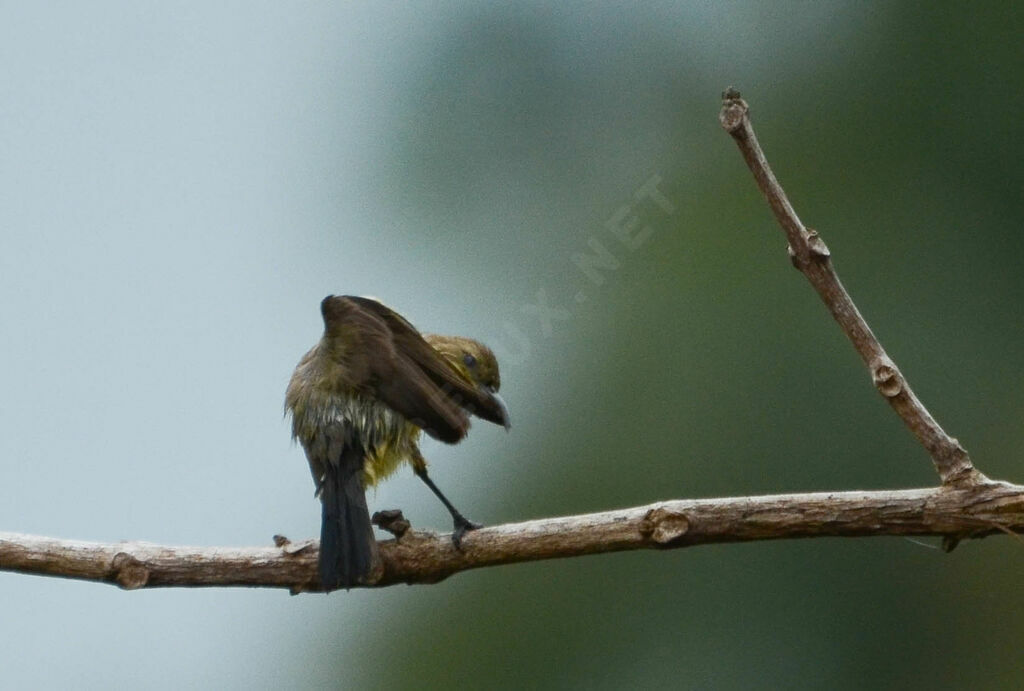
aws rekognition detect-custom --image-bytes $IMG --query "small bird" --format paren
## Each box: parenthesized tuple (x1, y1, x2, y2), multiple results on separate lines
(285, 295, 510, 591)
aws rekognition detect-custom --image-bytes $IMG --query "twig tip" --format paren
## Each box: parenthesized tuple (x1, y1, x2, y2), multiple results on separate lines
(719, 86, 748, 133)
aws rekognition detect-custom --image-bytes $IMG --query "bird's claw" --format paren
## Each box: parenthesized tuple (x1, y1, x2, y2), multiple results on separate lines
(451, 517, 482, 550)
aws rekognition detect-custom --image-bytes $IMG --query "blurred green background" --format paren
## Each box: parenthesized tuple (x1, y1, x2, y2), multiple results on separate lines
(2, 2, 1023, 689)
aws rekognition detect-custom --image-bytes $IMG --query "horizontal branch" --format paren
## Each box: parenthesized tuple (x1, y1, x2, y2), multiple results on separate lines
(4, 481, 1023, 591)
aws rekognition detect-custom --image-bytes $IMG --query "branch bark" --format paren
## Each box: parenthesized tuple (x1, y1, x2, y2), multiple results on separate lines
(3, 481, 1023, 591)
(1, 89, 1015, 592)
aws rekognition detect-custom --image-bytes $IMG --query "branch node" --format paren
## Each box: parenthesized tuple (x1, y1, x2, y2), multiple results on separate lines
(940, 444, 984, 488)
(870, 356, 904, 398)
(788, 230, 829, 270)
(273, 533, 317, 555)
(372, 509, 411, 539)
(641, 507, 691, 544)
(805, 228, 830, 259)
(281, 539, 316, 556)
(111, 552, 150, 590)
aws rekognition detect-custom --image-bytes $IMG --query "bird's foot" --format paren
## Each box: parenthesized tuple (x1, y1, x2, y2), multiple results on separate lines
(451, 516, 482, 550)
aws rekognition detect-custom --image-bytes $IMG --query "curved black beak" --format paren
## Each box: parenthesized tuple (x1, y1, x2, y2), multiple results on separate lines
(492, 392, 511, 431)
(475, 387, 511, 431)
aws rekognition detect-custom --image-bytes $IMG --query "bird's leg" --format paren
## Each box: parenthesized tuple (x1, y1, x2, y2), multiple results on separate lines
(411, 455, 481, 548)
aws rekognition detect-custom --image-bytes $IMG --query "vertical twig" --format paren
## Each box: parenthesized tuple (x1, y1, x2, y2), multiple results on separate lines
(718, 87, 981, 486)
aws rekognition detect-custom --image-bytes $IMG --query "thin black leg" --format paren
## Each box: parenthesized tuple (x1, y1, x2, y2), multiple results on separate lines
(413, 466, 482, 548)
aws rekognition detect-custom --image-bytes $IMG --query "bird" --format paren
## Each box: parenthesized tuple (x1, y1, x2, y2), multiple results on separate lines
(285, 295, 510, 591)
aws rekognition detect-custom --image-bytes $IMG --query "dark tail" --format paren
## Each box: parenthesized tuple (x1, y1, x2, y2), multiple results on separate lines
(319, 462, 377, 591)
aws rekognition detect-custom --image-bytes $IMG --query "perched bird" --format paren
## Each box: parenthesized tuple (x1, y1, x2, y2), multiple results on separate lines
(285, 295, 510, 591)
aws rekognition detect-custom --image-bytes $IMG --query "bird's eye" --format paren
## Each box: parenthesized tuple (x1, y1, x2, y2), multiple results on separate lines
(463, 353, 477, 368)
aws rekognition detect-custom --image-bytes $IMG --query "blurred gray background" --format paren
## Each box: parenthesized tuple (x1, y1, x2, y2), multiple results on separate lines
(2, 2, 1023, 689)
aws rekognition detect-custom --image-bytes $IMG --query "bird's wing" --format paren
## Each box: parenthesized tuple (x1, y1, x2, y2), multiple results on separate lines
(322, 296, 472, 443)
(345, 296, 504, 422)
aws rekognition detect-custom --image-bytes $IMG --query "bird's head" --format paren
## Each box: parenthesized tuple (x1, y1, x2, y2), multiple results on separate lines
(425, 334, 510, 430)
